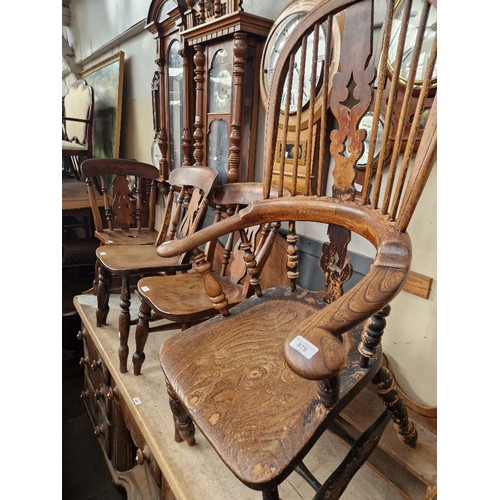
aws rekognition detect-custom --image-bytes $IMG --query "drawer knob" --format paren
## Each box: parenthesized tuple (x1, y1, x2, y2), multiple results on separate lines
(80, 389, 91, 400)
(90, 359, 102, 371)
(136, 445, 151, 465)
(107, 387, 118, 401)
(79, 356, 89, 367)
(76, 330, 87, 341)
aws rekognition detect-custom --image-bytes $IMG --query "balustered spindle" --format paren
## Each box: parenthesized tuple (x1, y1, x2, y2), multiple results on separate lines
(228, 33, 247, 183)
(193, 45, 206, 167)
(286, 221, 299, 292)
(180, 45, 193, 166)
(359, 305, 391, 368)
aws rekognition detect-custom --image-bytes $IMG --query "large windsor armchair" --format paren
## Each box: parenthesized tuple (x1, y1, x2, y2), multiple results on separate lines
(155, 0, 437, 497)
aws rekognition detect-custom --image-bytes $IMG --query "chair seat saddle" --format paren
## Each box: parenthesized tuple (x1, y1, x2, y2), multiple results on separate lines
(95, 245, 190, 275)
(139, 273, 244, 323)
(160, 286, 381, 489)
(94, 228, 159, 246)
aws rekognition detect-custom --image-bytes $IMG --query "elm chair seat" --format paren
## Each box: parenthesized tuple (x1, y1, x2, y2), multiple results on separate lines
(154, 0, 438, 497)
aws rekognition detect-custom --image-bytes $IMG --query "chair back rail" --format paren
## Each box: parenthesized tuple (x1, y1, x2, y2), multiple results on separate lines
(82, 159, 160, 235)
(262, 0, 436, 227)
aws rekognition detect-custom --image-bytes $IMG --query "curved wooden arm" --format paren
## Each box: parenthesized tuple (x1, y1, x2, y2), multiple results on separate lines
(158, 197, 411, 268)
(283, 263, 408, 380)
(158, 196, 412, 382)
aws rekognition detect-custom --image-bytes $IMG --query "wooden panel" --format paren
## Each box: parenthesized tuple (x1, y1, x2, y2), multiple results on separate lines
(403, 271, 433, 299)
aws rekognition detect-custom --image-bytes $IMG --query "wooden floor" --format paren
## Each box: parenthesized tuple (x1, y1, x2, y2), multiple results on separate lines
(74, 293, 436, 499)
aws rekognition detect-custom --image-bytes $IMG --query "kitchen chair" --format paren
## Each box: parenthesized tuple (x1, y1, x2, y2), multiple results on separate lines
(156, 0, 437, 497)
(62, 79, 94, 179)
(81, 157, 162, 298)
(83, 162, 218, 373)
(81, 158, 161, 247)
(133, 182, 288, 376)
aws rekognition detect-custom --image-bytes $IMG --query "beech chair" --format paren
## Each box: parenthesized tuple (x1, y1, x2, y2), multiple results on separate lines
(83, 162, 218, 373)
(155, 0, 437, 497)
(81, 158, 163, 299)
(81, 158, 161, 248)
(133, 182, 288, 376)
(62, 79, 94, 179)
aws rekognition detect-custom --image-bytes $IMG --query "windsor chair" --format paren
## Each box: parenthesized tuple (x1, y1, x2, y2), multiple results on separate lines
(133, 182, 288, 375)
(156, 0, 437, 497)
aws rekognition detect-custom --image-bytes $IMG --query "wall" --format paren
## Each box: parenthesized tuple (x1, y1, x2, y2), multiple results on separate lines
(63, 0, 436, 407)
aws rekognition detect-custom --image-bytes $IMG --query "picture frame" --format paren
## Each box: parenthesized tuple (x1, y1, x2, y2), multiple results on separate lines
(80, 51, 124, 158)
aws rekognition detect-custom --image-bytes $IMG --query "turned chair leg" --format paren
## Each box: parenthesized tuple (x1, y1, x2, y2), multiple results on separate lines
(118, 275, 131, 374)
(358, 306, 418, 446)
(96, 265, 110, 326)
(92, 259, 100, 294)
(133, 298, 152, 375)
(372, 366, 418, 446)
(262, 487, 280, 500)
(165, 380, 196, 446)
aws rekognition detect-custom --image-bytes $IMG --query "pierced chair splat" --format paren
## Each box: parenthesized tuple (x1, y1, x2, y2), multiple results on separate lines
(154, 0, 437, 498)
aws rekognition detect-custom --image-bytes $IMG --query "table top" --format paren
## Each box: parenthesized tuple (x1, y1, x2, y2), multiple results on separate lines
(62, 177, 103, 210)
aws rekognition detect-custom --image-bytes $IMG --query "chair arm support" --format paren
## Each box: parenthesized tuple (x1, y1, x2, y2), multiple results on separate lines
(283, 263, 409, 380)
(191, 248, 229, 316)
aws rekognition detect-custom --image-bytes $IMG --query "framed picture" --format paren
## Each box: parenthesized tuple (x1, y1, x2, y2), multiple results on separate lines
(80, 51, 124, 158)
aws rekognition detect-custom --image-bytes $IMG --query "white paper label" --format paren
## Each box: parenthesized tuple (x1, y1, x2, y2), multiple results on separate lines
(132, 397, 142, 405)
(289, 335, 319, 359)
(141, 286, 150, 292)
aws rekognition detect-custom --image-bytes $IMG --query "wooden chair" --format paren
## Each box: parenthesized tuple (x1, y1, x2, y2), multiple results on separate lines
(81, 158, 161, 248)
(62, 80, 94, 179)
(133, 182, 288, 376)
(82, 162, 218, 373)
(81, 157, 162, 299)
(155, 0, 437, 497)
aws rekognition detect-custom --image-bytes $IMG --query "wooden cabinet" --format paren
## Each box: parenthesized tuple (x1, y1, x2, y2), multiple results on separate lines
(146, 0, 194, 181)
(182, 3, 272, 184)
(79, 326, 136, 473)
(77, 316, 176, 499)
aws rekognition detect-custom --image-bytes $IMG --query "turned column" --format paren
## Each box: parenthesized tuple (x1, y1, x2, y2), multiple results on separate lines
(193, 44, 206, 167)
(228, 32, 247, 183)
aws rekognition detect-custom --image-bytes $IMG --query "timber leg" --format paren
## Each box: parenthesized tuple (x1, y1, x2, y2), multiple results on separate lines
(96, 265, 110, 326)
(313, 410, 392, 499)
(118, 275, 131, 374)
(359, 306, 418, 446)
(165, 380, 196, 446)
(262, 487, 280, 500)
(372, 366, 418, 446)
(133, 299, 151, 375)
